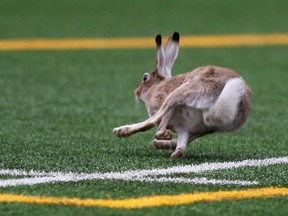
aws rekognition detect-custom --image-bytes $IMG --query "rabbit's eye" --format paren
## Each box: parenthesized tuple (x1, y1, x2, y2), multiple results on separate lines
(142, 73, 150, 82)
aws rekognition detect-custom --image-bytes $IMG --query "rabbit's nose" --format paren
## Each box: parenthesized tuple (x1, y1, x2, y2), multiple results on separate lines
(135, 88, 140, 97)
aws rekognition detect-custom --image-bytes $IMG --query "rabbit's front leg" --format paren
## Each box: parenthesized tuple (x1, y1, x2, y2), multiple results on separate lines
(113, 120, 155, 137)
(113, 102, 175, 138)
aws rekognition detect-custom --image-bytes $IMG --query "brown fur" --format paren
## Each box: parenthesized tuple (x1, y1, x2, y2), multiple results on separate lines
(135, 65, 251, 125)
(136, 71, 187, 116)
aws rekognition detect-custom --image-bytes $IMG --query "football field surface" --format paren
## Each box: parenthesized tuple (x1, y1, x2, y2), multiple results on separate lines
(0, 0, 288, 215)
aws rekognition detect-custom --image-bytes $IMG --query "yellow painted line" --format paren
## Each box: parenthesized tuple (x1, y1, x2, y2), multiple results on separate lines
(0, 187, 288, 209)
(1, 33, 288, 50)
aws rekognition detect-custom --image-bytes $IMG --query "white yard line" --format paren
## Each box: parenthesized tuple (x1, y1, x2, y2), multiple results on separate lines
(0, 156, 287, 187)
(140, 177, 258, 185)
(0, 169, 63, 177)
(126, 156, 288, 177)
(0, 176, 258, 187)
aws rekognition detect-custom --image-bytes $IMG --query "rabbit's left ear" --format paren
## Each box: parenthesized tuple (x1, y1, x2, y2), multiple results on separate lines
(155, 34, 168, 79)
(164, 32, 180, 77)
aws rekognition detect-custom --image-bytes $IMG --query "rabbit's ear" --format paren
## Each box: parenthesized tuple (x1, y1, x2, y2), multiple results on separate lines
(155, 34, 169, 79)
(164, 32, 180, 77)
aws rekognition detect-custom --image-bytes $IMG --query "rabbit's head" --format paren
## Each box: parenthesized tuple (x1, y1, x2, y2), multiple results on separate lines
(135, 32, 180, 103)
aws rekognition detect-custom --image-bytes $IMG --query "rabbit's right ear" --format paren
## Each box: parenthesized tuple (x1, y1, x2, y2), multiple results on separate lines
(164, 32, 180, 76)
(155, 34, 169, 79)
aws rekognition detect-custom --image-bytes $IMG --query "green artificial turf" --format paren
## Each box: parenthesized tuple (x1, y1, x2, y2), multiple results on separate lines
(0, 0, 288, 215)
(0, 47, 287, 215)
(0, 0, 288, 39)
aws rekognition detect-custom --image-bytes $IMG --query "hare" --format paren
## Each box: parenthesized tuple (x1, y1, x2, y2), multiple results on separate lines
(113, 32, 252, 158)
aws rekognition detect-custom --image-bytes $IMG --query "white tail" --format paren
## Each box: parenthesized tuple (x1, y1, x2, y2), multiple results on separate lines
(203, 77, 246, 127)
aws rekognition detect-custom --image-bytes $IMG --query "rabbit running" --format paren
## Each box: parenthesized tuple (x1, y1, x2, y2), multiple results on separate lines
(113, 32, 252, 158)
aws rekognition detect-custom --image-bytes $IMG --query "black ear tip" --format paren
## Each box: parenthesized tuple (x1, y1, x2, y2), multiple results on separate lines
(155, 34, 162, 46)
(172, 32, 180, 42)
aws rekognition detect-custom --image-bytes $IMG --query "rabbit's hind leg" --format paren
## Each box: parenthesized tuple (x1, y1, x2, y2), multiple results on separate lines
(171, 130, 189, 158)
(152, 139, 177, 150)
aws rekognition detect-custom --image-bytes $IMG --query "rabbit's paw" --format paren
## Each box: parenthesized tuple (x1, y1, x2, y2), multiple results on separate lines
(152, 139, 177, 150)
(170, 148, 185, 158)
(155, 129, 173, 140)
(113, 126, 133, 137)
